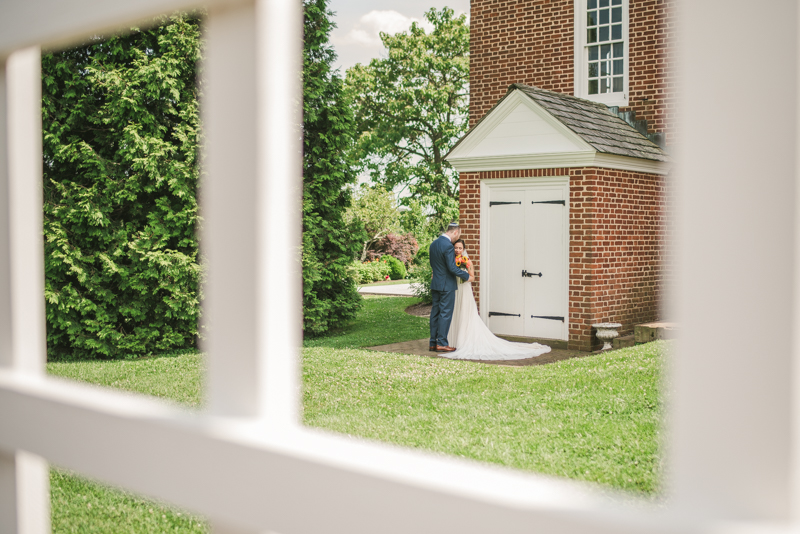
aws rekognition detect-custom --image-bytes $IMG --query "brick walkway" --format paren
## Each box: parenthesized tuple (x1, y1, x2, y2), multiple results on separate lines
(365, 338, 593, 367)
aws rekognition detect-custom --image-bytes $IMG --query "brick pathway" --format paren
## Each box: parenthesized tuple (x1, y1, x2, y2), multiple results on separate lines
(365, 338, 593, 367)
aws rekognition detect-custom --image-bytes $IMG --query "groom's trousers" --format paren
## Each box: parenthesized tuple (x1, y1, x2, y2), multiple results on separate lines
(430, 289, 456, 347)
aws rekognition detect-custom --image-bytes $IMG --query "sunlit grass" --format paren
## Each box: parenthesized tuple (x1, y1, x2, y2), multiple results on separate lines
(50, 469, 206, 534)
(47, 351, 207, 533)
(46, 296, 665, 532)
(303, 339, 665, 494)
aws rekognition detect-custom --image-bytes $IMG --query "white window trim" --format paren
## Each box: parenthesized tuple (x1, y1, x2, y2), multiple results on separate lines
(1, 1, 799, 533)
(573, 0, 630, 107)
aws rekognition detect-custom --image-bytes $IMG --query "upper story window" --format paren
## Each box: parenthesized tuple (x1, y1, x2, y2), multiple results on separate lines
(574, 0, 628, 106)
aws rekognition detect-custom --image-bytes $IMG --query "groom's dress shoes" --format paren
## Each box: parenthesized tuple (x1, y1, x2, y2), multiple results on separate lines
(429, 345, 437, 352)
(435, 345, 456, 352)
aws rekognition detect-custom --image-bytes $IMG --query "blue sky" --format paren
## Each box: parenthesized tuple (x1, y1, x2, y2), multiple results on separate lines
(328, 0, 469, 73)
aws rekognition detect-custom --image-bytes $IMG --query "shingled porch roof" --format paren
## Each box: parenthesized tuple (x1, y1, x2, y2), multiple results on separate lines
(447, 83, 668, 166)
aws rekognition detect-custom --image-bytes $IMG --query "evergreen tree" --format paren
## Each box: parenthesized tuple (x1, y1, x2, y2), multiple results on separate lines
(302, 0, 363, 336)
(42, 15, 202, 359)
(41, 6, 359, 357)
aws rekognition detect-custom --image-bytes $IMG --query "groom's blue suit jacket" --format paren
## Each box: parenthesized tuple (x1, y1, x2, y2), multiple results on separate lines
(429, 235, 470, 292)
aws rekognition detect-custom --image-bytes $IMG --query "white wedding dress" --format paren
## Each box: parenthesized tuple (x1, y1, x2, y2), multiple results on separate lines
(446, 281, 551, 360)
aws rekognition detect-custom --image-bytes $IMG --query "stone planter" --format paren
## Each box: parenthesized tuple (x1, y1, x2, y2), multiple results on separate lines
(592, 323, 622, 351)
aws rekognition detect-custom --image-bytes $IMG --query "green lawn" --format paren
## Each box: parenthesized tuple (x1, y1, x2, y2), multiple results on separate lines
(47, 296, 666, 532)
(47, 352, 208, 533)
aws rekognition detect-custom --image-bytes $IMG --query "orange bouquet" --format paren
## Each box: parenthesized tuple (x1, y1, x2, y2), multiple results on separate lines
(455, 255, 471, 268)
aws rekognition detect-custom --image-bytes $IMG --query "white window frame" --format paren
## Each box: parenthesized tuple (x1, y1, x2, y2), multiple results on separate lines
(573, 0, 629, 107)
(1, 1, 799, 533)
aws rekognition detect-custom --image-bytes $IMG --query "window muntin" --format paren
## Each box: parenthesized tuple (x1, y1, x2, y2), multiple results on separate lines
(586, 0, 624, 96)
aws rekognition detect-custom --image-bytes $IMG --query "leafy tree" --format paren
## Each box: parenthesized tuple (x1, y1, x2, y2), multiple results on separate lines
(42, 14, 202, 359)
(345, 7, 469, 223)
(344, 186, 402, 261)
(302, 0, 364, 336)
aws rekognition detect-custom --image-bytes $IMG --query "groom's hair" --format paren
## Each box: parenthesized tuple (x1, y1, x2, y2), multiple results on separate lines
(445, 222, 461, 234)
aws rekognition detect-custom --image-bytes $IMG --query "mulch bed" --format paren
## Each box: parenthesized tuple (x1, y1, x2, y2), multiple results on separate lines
(405, 302, 431, 317)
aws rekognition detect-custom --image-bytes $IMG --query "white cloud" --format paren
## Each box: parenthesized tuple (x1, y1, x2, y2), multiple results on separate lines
(334, 10, 434, 48)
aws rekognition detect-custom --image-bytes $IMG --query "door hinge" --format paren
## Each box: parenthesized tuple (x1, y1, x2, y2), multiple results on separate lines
(531, 315, 565, 322)
(489, 201, 522, 206)
(531, 200, 565, 205)
(522, 270, 542, 277)
(489, 312, 521, 317)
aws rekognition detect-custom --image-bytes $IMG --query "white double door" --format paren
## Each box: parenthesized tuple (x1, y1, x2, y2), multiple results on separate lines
(484, 179, 569, 341)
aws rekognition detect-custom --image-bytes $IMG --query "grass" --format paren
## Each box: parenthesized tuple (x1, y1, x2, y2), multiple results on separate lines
(50, 470, 206, 534)
(47, 352, 208, 533)
(47, 351, 205, 408)
(46, 296, 666, 532)
(303, 296, 428, 349)
(303, 297, 665, 495)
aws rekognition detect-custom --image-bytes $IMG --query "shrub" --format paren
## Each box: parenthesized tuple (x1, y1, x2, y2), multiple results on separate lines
(348, 260, 392, 284)
(365, 233, 419, 266)
(414, 241, 431, 266)
(408, 262, 433, 304)
(381, 255, 406, 280)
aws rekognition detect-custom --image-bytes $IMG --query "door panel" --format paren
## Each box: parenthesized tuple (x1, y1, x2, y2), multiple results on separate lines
(487, 190, 524, 336)
(524, 188, 568, 340)
(485, 180, 568, 342)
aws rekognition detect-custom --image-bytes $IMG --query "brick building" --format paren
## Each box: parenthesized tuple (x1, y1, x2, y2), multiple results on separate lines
(446, 0, 674, 350)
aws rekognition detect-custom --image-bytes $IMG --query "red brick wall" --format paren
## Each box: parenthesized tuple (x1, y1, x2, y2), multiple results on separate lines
(627, 0, 676, 142)
(470, 0, 574, 126)
(459, 167, 669, 351)
(469, 0, 676, 143)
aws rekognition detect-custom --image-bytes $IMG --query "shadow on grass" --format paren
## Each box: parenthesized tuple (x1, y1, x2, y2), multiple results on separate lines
(303, 296, 429, 350)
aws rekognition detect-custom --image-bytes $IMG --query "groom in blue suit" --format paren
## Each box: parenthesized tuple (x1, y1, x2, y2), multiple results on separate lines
(429, 223, 473, 352)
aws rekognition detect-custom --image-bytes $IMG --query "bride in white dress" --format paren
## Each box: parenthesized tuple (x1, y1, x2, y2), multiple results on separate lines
(446, 240, 551, 361)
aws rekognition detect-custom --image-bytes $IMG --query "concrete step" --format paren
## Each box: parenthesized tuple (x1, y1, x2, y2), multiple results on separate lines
(613, 335, 636, 349)
(634, 322, 678, 344)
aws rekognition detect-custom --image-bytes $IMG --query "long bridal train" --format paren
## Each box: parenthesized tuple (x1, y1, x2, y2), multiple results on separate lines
(446, 282, 551, 361)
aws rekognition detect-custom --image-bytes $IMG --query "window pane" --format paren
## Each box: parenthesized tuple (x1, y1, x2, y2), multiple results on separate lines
(612, 7, 622, 22)
(588, 0, 597, 8)
(613, 76, 623, 92)
(588, 10, 597, 26)
(599, 9, 609, 24)
(600, 61, 609, 76)
(589, 62, 598, 77)
(589, 45, 599, 60)
(613, 42, 623, 58)
(612, 0, 621, 4)
(612, 24, 622, 40)
(599, 25, 609, 41)
(613, 59, 624, 75)
(589, 80, 599, 94)
(599, 0, 609, 7)
(600, 78, 609, 93)
(588, 28, 597, 43)
(601, 44, 611, 59)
